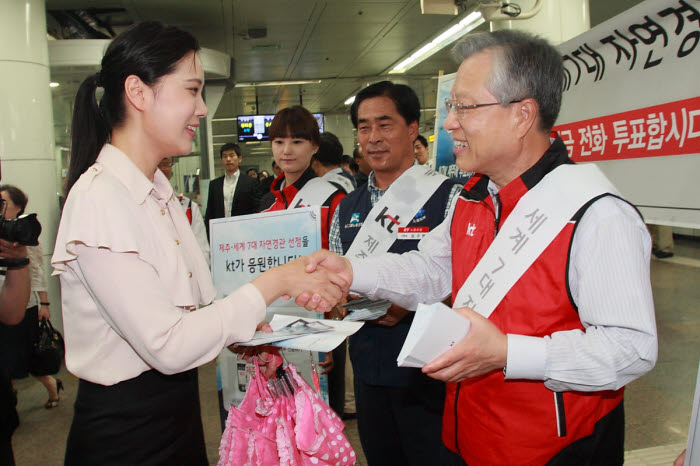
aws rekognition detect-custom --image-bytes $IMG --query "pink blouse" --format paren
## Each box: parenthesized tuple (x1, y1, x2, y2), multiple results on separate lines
(52, 144, 265, 385)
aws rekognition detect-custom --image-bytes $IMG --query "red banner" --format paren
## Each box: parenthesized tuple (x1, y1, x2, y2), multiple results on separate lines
(553, 96, 700, 162)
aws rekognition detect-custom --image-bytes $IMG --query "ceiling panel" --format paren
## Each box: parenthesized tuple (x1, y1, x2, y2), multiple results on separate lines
(46, 0, 649, 136)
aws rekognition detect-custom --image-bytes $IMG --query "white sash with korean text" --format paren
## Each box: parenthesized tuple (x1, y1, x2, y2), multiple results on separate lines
(453, 164, 619, 318)
(324, 171, 355, 194)
(345, 165, 448, 259)
(289, 177, 338, 209)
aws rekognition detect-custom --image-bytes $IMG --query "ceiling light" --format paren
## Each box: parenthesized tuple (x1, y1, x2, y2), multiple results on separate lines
(344, 96, 356, 106)
(234, 80, 322, 88)
(49, 82, 60, 88)
(388, 11, 484, 74)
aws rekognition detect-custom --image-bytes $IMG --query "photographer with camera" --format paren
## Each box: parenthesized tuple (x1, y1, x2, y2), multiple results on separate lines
(0, 185, 63, 415)
(0, 185, 34, 465)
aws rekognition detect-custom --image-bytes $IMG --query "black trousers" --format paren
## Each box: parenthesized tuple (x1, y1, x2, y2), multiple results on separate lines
(547, 400, 625, 466)
(354, 376, 452, 466)
(326, 339, 347, 418)
(0, 370, 17, 466)
(65, 369, 207, 466)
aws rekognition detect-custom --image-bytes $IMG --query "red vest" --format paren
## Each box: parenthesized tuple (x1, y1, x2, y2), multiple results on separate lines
(260, 168, 344, 249)
(446, 169, 623, 465)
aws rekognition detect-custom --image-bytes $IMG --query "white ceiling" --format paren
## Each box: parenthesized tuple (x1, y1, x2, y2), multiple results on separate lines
(45, 0, 645, 138)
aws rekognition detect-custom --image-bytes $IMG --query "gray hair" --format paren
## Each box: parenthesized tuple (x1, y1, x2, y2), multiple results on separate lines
(451, 30, 563, 131)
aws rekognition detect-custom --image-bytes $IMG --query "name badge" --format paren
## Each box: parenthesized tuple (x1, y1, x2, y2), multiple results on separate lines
(397, 226, 429, 240)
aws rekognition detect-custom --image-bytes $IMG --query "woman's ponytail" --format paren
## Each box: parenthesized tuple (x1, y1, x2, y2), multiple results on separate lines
(65, 73, 110, 195)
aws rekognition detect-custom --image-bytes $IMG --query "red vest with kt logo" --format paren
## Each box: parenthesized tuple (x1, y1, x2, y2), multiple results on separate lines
(445, 144, 623, 465)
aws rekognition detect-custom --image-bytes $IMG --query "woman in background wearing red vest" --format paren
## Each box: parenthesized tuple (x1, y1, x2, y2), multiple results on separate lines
(258, 106, 347, 416)
(259, 106, 345, 250)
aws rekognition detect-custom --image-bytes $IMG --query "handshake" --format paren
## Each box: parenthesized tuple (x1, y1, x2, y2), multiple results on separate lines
(251, 249, 354, 313)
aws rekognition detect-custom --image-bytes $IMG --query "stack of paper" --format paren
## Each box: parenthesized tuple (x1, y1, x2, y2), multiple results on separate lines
(236, 315, 364, 352)
(343, 298, 392, 321)
(397, 302, 471, 368)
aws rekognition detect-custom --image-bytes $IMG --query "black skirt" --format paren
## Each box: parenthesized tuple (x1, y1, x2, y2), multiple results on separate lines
(0, 306, 39, 379)
(65, 368, 208, 466)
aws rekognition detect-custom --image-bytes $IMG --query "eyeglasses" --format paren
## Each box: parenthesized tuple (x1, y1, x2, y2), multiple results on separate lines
(444, 98, 521, 118)
(158, 162, 174, 168)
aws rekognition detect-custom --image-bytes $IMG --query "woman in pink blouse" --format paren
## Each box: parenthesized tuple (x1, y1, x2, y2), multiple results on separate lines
(51, 21, 345, 465)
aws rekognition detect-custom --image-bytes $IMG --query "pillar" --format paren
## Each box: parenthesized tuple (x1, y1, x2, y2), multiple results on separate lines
(0, 0, 61, 329)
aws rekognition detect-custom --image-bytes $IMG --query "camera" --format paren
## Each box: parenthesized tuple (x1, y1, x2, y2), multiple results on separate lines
(0, 213, 42, 267)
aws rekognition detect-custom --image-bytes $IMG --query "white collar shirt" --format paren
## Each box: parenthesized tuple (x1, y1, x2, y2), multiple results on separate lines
(223, 170, 240, 217)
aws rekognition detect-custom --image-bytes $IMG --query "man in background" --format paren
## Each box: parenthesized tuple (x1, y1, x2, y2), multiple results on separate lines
(204, 143, 260, 237)
(413, 134, 430, 165)
(311, 132, 356, 194)
(158, 157, 210, 266)
(352, 146, 371, 188)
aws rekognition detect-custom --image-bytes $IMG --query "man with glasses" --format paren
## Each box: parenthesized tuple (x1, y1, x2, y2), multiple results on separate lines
(305, 30, 656, 465)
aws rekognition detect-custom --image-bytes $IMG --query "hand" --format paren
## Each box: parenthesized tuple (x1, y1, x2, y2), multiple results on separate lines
(673, 449, 686, 466)
(422, 306, 507, 383)
(229, 322, 280, 379)
(0, 239, 27, 261)
(318, 351, 334, 375)
(254, 257, 348, 313)
(296, 250, 352, 310)
(374, 304, 409, 327)
(229, 321, 273, 355)
(326, 304, 348, 321)
(38, 305, 50, 321)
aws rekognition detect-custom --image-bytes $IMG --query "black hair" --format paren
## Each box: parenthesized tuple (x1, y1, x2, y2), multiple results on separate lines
(312, 132, 344, 167)
(268, 106, 320, 146)
(352, 147, 362, 160)
(220, 142, 241, 158)
(66, 21, 200, 194)
(415, 134, 428, 148)
(350, 81, 420, 128)
(0, 184, 28, 217)
(341, 154, 358, 174)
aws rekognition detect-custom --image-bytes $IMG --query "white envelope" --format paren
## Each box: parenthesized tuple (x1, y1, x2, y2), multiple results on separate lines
(397, 302, 471, 368)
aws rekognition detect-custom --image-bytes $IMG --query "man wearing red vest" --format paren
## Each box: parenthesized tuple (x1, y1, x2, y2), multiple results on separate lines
(304, 30, 657, 465)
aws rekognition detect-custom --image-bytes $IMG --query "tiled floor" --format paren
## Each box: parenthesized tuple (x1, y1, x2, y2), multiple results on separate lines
(9, 236, 700, 465)
(624, 443, 686, 466)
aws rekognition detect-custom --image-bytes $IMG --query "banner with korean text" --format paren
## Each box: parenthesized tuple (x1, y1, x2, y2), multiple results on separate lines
(210, 207, 330, 409)
(555, 0, 700, 227)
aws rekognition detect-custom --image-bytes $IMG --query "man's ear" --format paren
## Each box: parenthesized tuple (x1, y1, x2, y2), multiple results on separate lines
(408, 120, 419, 141)
(513, 98, 538, 138)
(123, 74, 150, 112)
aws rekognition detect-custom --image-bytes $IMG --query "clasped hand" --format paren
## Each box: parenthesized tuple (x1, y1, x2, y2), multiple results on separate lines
(294, 250, 353, 311)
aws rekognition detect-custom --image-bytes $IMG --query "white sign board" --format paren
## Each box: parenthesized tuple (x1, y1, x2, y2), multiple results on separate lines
(210, 207, 330, 408)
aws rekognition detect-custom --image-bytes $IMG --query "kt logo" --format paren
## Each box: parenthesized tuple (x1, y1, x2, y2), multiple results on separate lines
(375, 206, 401, 233)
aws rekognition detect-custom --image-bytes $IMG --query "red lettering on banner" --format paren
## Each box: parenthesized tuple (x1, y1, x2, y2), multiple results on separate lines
(554, 96, 700, 162)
